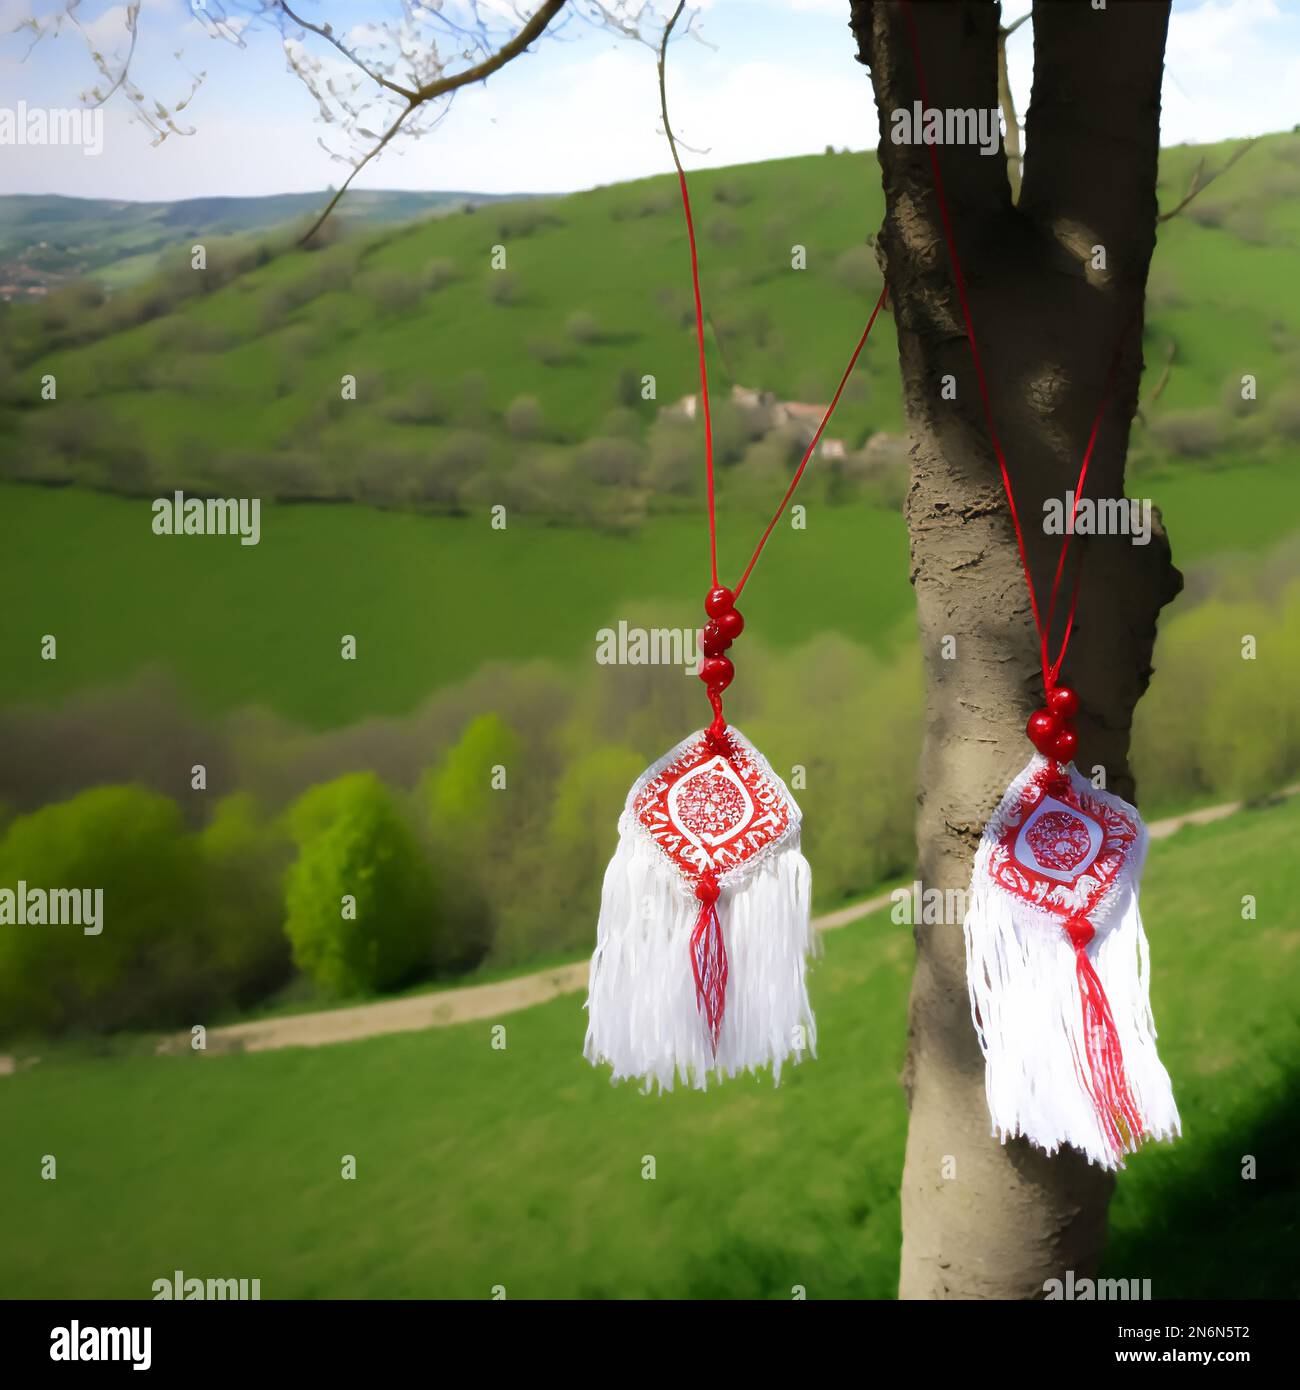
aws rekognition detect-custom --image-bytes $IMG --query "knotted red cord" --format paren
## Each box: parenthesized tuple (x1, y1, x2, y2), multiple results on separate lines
(690, 871, 728, 1051)
(898, 0, 1136, 696)
(1066, 915, 1145, 1158)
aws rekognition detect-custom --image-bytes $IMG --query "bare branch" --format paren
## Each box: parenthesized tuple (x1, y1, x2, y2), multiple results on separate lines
(296, 104, 416, 247)
(1144, 340, 1176, 407)
(996, 18, 1023, 201)
(1157, 138, 1257, 223)
(656, 2, 690, 181)
(411, 0, 568, 103)
(277, 1, 418, 101)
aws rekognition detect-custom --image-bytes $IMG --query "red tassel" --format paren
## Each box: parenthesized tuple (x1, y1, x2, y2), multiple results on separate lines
(690, 871, 728, 1050)
(1066, 915, 1145, 1158)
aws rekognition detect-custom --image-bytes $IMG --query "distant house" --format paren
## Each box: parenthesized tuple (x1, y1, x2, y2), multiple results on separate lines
(773, 400, 827, 431)
(660, 388, 846, 462)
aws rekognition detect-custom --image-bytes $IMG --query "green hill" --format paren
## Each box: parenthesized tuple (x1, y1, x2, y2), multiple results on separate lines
(3, 135, 1297, 528)
(0, 135, 1297, 730)
(0, 188, 526, 297)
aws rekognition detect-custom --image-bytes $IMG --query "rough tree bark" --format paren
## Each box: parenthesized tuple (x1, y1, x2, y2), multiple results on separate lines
(848, 0, 1180, 1298)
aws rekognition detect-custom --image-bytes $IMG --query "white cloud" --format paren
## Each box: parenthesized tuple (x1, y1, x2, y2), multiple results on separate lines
(1163, 0, 1294, 141)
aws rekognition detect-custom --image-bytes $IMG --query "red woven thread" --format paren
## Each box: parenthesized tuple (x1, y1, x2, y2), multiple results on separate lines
(690, 871, 728, 1051)
(1068, 918, 1146, 1158)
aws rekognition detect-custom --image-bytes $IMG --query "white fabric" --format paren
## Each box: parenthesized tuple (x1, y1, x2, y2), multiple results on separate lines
(964, 756, 1181, 1169)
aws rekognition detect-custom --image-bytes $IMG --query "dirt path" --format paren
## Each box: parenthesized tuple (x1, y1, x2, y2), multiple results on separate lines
(163, 884, 902, 1056)
(167, 783, 1296, 1057)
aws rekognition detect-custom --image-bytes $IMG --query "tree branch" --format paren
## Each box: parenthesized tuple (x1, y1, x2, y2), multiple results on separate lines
(297, 103, 416, 246)
(277, 1, 418, 101)
(411, 0, 568, 103)
(996, 18, 1023, 202)
(1157, 138, 1257, 223)
(283, 0, 570, 242)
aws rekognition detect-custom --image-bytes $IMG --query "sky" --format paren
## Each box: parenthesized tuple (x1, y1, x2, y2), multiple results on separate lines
(0, 0, 1298, 202)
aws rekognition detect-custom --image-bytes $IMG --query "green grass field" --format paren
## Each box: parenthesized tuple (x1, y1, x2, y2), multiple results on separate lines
(1, 793, 1295, 1299)
(2, 449, 1296, 727)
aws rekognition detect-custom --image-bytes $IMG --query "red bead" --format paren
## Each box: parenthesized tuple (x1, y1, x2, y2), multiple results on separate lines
(1047, 686, 1079, 719)
(705, 586, 735, 619)
(1051, 727, 1078, 763)
(716, 608, 744, 641)
(1026, 708, 1058, 754)
(701, 620, 730, 657)
(699, 656, 734, 691)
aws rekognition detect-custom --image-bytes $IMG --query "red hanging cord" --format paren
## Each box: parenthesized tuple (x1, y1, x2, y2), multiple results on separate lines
(1040, 310, 1139, 687)
(658, 1, 885, 610)
(734, 283, 890, 601)
(658, 5, 717, 589)
(898, 0, 1136, 694)
(672, 162, 719, 589)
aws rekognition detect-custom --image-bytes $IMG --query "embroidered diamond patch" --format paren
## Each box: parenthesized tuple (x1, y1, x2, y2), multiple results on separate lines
(988, 764, 1140, 920)
(633, 732, 796, 882)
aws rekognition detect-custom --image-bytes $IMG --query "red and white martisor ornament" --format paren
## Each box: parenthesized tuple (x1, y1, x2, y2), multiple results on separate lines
(898, 0, 1182, 1171)
(582, 675, 816, 1092)
(584, 15, 885, 1091)
(963, 708, 1181, 1169)
(584, 587, 818, 1090)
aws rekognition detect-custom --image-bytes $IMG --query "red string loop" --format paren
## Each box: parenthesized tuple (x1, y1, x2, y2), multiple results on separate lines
(662, 5, 888, 738)
(898, 0, 1136, 696)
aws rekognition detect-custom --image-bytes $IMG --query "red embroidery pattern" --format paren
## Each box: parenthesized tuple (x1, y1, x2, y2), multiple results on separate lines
(634, 736, 794, 883)
(988, 768, 1138, 920)
(1025, 810, 1093, 874)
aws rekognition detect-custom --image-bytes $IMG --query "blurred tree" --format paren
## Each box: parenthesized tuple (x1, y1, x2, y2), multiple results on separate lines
(284, 772, 435, 996)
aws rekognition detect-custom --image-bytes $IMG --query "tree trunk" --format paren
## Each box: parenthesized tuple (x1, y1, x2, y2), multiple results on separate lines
(848, 0, 1179, 1298)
